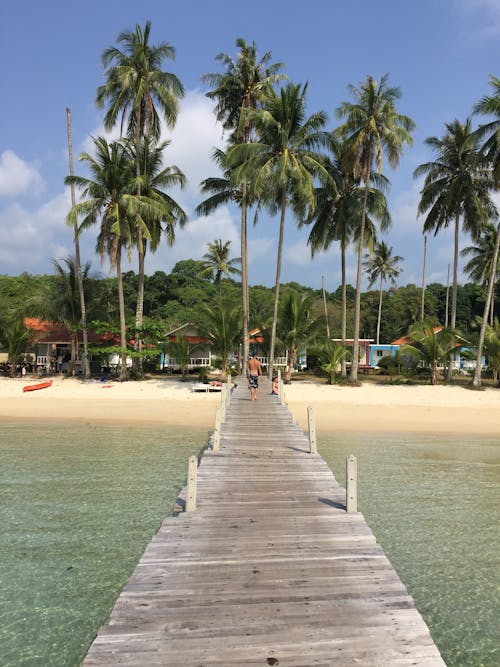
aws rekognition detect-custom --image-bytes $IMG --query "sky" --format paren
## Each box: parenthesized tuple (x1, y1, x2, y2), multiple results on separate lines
(1, 0, 499, 292)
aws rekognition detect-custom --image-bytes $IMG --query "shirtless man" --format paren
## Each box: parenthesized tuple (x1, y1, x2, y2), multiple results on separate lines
(247, 353, 262, 401)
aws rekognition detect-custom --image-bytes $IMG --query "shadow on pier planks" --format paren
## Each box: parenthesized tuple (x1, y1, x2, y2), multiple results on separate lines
(82, 378, 445, 666)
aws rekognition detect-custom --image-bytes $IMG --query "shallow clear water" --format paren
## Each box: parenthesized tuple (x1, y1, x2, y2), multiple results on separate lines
(0, 422, 206, 667)
(319, 432, 500, 667)
(1, 424, 499, 666)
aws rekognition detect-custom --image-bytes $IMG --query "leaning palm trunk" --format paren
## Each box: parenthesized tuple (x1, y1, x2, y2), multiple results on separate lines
(116, 247, 128, 382)
(241, 187, 250, 375)
(473, 222, 500, 387)
(66, 107, 91, 380)
(268, 193, 287, 380)
(349, 181, 369, 383)
(447, 210, 460, 381)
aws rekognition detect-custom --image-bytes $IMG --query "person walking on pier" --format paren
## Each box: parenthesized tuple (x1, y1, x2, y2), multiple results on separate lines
(247, 353, 262, 401)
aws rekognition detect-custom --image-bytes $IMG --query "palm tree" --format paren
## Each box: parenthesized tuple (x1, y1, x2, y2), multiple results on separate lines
(40, 257, 93, 373)
(198, 239, 241, 297)
(0, 312, 33, 377)
(471, 222, 500, 387)
(66, 137, 149, 380)
(481, 316, 500, 384)
(414, 119, 496, 380)
(96, 21, 184, 371)
(317, 339, 348, 384)
(336, 74, 415, 383)
(229, 82, 327, 378)
(363, 241, 403, 344)
(203, 38, 285, 373)
(277, 293, 322, 382)
(203, 301, 242, 379)
(474, 74, 500, 187)
(306, 133, 391, 376)
(401, 321, 466, 385)
(461, 222, 499, 325)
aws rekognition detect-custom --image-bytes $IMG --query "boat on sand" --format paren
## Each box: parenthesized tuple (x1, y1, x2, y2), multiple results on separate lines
(23, 380, 53, 393)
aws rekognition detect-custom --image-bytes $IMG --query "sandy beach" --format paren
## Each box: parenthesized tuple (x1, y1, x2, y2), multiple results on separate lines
(1, 375, 499, 436)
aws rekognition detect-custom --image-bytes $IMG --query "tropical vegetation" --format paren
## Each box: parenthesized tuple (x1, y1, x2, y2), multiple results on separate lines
(2, 23, 499, 387)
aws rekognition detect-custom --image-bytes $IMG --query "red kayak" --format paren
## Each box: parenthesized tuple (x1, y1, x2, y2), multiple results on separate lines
(23, 380, 53, 393)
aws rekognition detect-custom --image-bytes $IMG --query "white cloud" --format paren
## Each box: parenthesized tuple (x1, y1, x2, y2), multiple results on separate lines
(0, 190, 73, 271)
(78, 89, 225, 214)
(123, 206, 239, 274)
(163, 90, 225, 207)
(0, 150, 45, 198)
(391, 182, 422, 232)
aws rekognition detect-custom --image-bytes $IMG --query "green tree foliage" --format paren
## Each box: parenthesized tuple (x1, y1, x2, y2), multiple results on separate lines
(277, 293, 323, 382)
(401, 321, 467, 385)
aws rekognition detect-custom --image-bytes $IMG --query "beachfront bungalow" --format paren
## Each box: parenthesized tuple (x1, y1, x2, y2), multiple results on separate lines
(161, 323, 212, 371)
(369, 344, 400, 368)
(387, 329, 485, 373)
(24, 318, 117, 373)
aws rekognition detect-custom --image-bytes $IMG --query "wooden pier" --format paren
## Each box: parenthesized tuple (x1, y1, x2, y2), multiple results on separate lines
(83, 378, 445, 666)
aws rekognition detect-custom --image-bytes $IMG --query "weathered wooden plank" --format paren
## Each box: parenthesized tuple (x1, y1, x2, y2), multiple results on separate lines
(82, 377, 445, 666)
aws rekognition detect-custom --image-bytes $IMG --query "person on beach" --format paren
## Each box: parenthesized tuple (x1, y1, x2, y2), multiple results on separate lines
(271, 375, 279, 395)
(247, 353, 262, 401)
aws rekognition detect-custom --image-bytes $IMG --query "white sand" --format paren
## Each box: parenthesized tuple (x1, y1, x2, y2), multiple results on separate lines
(1, 376, 499, 435)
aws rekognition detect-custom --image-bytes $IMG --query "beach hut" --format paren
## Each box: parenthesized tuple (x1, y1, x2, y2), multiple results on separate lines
(161, 323, 212, 372)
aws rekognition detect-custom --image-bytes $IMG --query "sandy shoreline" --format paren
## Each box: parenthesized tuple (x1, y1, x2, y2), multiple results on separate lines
(1, 376, 499, 436)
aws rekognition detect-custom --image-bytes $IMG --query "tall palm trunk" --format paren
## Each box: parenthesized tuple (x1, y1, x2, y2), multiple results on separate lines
(268, 191, 287, 380)
(349, 180, 369, 383)
(66, 107, 90, 380)
(340, 241, 347, 378)
(116, 247, 128, 382)
(473, 222, 500, 387)
(447, 210, 460, 381)
(376, 274, 383, 345)
(241, 186, 249, 375)
(134, 114, 144, 377)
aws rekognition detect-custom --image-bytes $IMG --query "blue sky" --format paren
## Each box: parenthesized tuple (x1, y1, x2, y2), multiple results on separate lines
(1, 0, 499, 291)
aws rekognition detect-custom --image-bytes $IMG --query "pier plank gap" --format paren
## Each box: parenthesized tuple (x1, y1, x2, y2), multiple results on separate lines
(82, 378, 445, 666)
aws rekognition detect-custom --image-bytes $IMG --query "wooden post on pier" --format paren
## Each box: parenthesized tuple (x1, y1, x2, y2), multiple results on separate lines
(277, 369, 285, 405)
(307, 406, 317, 454)
(220, 385, 227, 422)
(213, 408, 221, 451)
(186, 455, 198, 512)
(346, 455, 358, 513)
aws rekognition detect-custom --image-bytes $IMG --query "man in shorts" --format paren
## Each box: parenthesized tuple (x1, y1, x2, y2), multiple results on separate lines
(247, 353, 262, 401)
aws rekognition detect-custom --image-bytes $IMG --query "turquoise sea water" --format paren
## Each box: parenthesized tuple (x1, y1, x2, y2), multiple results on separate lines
(0, 423, 498, 666)
(318, 432, 500, 667)
(0, 422, 205, 667)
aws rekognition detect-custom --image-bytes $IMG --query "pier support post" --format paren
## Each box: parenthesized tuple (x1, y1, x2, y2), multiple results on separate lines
(186, 455, 198, 512)
(220, 385, 227, 422)
(307, 406, 317, 454)
(213, 407, 221, 451)
(278, 369, 285, 405)
(346, 455, 358, 513)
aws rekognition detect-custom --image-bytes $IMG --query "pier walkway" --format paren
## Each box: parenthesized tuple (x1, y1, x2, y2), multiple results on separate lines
(83, 378, 445, 666)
